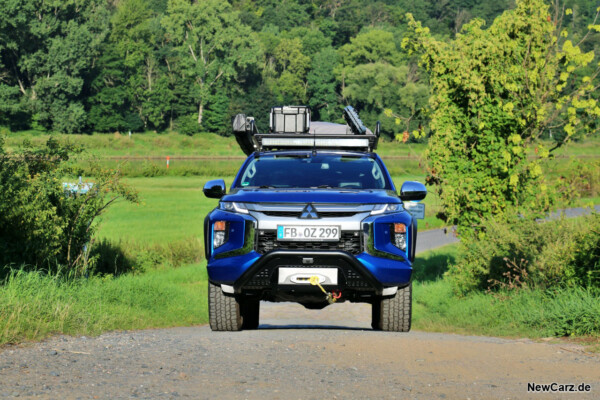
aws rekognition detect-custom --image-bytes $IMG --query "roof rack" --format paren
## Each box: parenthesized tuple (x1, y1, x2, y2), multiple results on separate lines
(232, 105, 380, 156)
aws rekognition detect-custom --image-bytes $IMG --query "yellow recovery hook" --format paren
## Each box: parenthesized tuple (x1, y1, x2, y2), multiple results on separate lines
(309, 276, 342, 304)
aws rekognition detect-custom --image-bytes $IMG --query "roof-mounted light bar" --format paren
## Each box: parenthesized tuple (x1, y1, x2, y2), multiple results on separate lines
(261, 137, 370, 148)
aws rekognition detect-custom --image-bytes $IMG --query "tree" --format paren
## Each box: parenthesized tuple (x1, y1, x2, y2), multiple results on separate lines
(0, 0, 111, 133)
(403, 0, 600, 230)
(307, 46, 340, 121)
(108, 0, 173, 130)
(283, 27, 332, 56)
(256, 0, 310, 30)
(337, 29, 427, 136)
(272, 38, 311, 102)
(162, 0, 261, 127)
(344, 62, 428, 135)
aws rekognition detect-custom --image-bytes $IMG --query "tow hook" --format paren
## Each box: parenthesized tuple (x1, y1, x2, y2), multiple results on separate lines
(309, 276, 342, 304)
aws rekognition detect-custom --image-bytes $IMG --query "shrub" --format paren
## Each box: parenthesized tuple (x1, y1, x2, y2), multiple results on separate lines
(141, 161, 166, 177)
(0, 136, 138, 277)
(446, 212, 600, 294)
(175, 114, 201, 136)
(553, 159, 600, 202)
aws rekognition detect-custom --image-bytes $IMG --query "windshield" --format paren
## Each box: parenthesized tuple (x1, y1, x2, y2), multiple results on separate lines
(235, 153, 391, 190)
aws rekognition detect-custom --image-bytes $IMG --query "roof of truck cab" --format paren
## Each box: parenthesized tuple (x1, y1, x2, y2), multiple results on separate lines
(308, 121, 373, 136)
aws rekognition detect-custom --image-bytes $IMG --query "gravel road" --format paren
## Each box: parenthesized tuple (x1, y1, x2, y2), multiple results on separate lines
(1, 305, 599, 400)
(1, 206, 599, 399)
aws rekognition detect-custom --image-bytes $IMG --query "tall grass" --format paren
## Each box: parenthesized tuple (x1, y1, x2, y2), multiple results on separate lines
(0, 264, 208, 345)
(3, 131, 245, 157)
(413, 280, 600, 338)
(412, 244, 600, 338)
(76, 159, 245, 178)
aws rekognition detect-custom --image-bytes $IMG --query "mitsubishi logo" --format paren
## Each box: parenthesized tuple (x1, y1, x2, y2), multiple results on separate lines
(300, 204, 319, 219)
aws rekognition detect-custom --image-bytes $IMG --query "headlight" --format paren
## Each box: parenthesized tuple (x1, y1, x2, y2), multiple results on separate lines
(213, 220, 228, 248)
(392, 223, 407, 251)
(370, 203, 401, 215)
(219, 202, 249, 214)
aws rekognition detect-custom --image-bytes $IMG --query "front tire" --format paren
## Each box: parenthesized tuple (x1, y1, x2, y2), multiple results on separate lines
(208, 281, 243, 331)
(371, 283, 412, 332)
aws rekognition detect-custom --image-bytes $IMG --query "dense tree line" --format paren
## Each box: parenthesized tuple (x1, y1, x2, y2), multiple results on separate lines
(0, 0, 598, 138)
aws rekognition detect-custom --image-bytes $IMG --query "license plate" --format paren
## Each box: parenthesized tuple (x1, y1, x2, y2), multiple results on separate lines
(277, 225, 341, 241)
(404, 202, 425, 219)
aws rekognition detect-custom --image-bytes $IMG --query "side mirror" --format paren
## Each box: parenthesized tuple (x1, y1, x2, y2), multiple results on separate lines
(203, 179, 226, 199)
(399, 181, 427, 202)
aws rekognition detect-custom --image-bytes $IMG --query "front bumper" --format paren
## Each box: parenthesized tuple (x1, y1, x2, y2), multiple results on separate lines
(207, 249, 413, 293)
(234, 250, 384, 294)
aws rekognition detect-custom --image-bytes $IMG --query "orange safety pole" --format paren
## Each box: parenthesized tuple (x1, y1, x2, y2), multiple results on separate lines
(166, 156, 170, 169)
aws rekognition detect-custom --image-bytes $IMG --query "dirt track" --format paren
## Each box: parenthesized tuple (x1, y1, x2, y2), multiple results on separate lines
(1, 301, 598, 400)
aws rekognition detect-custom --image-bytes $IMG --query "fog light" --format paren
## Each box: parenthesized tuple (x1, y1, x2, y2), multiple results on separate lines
(214, 231, 226, 248)
(394, 233, 406, 251)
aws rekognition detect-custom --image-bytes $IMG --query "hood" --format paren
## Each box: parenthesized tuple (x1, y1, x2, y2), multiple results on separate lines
(222, 188, 400, 204)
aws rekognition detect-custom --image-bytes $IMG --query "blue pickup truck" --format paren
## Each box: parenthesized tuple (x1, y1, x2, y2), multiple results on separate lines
(203, 106, 426, 331)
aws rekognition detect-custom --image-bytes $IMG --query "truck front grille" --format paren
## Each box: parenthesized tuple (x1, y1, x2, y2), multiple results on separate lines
(256, 230, 362, 255)
(260, 211, 358, 218)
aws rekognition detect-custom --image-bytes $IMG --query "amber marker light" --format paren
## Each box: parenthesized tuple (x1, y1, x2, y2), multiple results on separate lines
(393, 223, 406, 234)
(214, 221, 227, 231)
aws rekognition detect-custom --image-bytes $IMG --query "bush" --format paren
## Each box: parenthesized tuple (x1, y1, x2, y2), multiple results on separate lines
(175, 114, 201, 136)
(446, 212, 600, 294)
(553, 159, 600, 202)
(141, 161, 167, 177)
(0, 136, 138, 276)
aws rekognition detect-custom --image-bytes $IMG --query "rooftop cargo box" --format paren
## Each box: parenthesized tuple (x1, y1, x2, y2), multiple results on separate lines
(270, 106, 310, 133)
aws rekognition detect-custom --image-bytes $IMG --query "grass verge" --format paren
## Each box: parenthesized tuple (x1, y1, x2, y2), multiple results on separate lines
(0, 264, 208, 346)
(412, 244, 600, 339)
(414, 279, 600, 338)
(1, 244, 598, 345)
